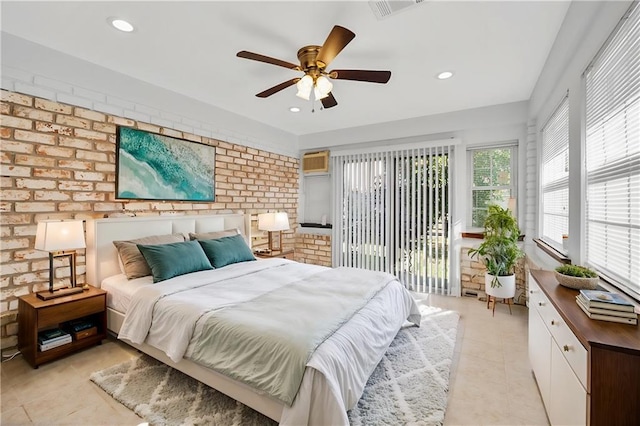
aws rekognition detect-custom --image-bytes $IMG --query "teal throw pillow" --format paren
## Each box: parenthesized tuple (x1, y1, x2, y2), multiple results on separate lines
(137, 240, 213, 283)
(198, 234, 256, 268)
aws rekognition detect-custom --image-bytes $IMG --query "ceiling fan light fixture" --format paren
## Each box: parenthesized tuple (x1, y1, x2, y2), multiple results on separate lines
(314, 86, 329, 100)
(296, 75, 313, 100)
(315, 76, 333, 98)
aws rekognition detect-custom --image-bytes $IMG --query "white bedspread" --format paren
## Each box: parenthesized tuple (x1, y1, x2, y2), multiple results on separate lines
(101, 273, 152, 313)
(118, 259, 421, 425)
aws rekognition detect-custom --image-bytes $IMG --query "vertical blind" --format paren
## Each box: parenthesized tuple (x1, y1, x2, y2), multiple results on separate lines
(331, 144, 452, 294)
(585, 1, 640, 299)
(540, 95, 569, 249)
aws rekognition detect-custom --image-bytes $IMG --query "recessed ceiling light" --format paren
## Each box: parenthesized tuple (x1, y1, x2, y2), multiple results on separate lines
(109, 18, 134, 33)
(289, 107, 301, 113)
(437, 71, 454, 80)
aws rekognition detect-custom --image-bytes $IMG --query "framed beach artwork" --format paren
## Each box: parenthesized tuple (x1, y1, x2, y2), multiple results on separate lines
(116, 127, 215, 201)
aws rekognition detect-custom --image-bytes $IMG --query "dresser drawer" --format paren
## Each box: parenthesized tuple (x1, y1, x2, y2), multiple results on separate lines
(38, 295, 104, 329)
(531, 281, 554, 324)
(549, 314, 588, 390)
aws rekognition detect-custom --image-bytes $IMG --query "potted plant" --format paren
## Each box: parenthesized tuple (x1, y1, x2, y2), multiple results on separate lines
(468, 204, 524, 300)
(554, 264, 599, 290)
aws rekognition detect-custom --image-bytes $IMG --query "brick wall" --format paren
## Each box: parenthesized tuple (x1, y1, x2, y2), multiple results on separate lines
(460, 246, 527, 305)
(295, 234, 331, 267)
(0, 90, 300, 353)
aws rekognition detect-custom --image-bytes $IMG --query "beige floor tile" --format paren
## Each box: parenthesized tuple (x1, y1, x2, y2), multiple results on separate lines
(445, 374, 515, 425)
(23, 381, 105, 422)
(1, 388, 20, 413)
(46, 400, 139, 426)
(460, 334, 505, 364)
(8, 363, 79, 406)
(66, 339, 139, 378)
(1, 406, 32, 425)
(455, 355, 507, 386)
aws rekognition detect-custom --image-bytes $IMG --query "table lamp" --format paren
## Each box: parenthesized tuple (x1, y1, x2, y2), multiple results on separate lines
(257, 212, 290, 252)
(35, 220, 86, 300)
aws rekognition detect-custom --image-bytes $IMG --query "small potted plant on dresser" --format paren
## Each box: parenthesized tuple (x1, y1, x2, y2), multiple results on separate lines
(554, 264, 599, 290)
(468, 204, 524, 313)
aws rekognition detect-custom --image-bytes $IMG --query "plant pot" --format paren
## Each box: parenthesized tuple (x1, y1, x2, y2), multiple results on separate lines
(485, 274, 516, 299)
(554, 271, 599, 290)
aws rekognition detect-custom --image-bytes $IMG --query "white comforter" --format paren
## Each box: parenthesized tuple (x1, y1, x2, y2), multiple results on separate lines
(118, 259, 421, 425)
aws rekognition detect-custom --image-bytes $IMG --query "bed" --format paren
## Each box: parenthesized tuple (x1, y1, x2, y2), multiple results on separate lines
(86, 213, 421, 425)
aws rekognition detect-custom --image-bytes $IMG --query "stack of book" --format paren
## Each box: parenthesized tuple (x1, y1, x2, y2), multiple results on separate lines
(38, 328, 72, 351)
(576, 289, 638, 325)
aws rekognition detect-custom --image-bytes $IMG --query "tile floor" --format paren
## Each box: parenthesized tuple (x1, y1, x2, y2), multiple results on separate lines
(0, 294, 549, 425)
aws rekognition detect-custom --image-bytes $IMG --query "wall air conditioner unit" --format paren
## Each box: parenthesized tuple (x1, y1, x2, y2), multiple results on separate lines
(302, 151, 329, 174)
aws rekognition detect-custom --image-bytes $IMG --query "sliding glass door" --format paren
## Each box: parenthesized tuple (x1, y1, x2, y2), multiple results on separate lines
(332, 144, 452, 294)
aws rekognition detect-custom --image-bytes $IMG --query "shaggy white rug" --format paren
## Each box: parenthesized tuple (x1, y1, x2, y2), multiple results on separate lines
(91, 306, 459, 426)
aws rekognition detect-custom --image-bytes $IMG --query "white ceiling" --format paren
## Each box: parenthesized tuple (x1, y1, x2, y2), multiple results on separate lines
(1, 1, 570, 136)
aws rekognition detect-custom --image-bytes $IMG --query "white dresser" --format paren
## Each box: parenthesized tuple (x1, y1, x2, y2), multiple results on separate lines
(528, 269, 640, 426)
(529, 273, 587, 425)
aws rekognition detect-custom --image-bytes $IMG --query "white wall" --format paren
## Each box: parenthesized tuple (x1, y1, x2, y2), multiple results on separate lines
(0, 33, 298, 157)
(526, 0, 632, 268)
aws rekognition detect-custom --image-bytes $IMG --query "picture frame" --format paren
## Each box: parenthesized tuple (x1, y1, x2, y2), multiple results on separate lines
(115, 126, 215, 202)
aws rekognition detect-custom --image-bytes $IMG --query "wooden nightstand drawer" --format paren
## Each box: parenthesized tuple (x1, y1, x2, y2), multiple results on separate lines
(38, 296, 104, 329)
(73, 326, 98, 340)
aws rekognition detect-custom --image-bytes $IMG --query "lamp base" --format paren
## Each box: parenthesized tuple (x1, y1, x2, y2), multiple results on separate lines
(36, 286, 83, 300)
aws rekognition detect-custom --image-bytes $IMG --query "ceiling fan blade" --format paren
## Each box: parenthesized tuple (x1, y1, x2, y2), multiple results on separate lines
(237, 51, 300, 70)
(256, 78, 300, 98)
(316, 26, 356, 69)
(330, 69, 391, 84)
(321, 92, 338, 109)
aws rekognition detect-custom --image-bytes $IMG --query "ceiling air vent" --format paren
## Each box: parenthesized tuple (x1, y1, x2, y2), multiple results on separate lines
(369, 0, 426, 20)
(302, 151, 329, 174)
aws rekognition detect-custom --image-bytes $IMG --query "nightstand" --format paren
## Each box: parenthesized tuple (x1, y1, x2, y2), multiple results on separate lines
(18, 286, 107, 368)
(254, 249, 295, 260)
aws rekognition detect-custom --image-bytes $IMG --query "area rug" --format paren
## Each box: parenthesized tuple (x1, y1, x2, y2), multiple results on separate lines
(90, 306, 459, 426)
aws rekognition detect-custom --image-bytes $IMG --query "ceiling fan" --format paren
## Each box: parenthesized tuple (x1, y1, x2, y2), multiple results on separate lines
(237, 25, 391, 109)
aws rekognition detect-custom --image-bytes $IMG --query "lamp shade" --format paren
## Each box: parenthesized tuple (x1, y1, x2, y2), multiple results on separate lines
(315, 75, 333, 98)
(35, 220, 86, 252)
(257, 212, 290, 232)
(296, 75, 313, 100)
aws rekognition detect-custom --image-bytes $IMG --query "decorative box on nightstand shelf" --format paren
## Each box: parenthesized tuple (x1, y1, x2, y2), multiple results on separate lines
(254, 249, 295, 260)
(18, 286, 107, 368)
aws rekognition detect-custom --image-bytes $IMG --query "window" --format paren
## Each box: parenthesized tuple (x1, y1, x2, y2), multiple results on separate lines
(585, 1, 640, 299)
(469, 145, 517, 228)
(540, 96, 569, 250)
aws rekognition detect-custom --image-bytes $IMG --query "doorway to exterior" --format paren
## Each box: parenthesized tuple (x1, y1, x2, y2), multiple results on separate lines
(332, 144, 452, 295)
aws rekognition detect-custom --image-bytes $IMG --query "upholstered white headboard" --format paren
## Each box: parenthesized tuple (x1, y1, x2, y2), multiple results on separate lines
(86, 213, 251, 286)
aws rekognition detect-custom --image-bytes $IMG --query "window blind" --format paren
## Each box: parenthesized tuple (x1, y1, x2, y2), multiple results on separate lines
(331, 144, 453, 294)
(540, 95, 569, 249)
(585, 1, 640, 299)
